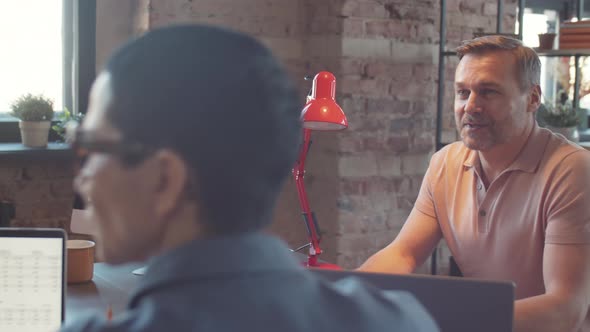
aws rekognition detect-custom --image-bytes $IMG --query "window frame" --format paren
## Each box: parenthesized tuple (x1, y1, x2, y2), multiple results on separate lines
(0, 0, 96, 143)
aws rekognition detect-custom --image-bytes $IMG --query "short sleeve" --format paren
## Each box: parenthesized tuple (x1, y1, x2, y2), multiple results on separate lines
(545, 150, 590, 244)
(414, 151, 443, 219)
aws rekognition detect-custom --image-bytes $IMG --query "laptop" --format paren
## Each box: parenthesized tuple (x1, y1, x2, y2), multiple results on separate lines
(312, 269, 515, 332)
(0, 228, 66, 332)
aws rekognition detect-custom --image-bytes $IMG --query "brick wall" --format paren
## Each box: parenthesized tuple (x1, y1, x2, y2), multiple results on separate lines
(96, 0, 150, 71)
(0, 157, 74, 230)
(99, 0, 517, 270)
(1, 0, 516, 271)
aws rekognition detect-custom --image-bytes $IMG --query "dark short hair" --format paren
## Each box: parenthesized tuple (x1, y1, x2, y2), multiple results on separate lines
(103, 25, 302, 234)
(456, 35, 541, 91)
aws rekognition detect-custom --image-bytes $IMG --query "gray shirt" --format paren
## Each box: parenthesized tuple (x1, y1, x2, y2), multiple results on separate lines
(61, 232, 438, 332)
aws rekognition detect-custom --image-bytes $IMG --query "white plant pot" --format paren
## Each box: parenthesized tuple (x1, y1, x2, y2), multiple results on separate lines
(547, 125, 579, 143)
(19, 121, 51, 147)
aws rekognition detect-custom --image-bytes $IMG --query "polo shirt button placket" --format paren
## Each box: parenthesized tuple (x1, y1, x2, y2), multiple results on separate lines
(478, 209, 488, 233)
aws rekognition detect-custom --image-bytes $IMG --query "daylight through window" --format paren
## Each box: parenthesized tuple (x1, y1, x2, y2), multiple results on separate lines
(0, 1, 63, 113)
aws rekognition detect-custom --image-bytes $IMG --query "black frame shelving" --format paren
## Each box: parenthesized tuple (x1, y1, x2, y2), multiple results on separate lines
(433, 0, 587, 275)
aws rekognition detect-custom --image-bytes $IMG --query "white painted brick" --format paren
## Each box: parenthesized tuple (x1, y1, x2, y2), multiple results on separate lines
(376, 155, 402, 177)
(305, 36, 347, 58)
(259, 37, 304, 59)
(401, 153, 431, 175)
(368, 192, 398, 215)
(483, 2, 497, 16)
(391, 42, 437, 64)
(341, 38, 391, 59)
(338, 153, 378, 177)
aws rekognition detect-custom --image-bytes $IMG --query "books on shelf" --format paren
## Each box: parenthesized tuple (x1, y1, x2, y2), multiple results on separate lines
(561, 26, 590, 34)
(560, 20, 590, 49)
(560, 34, 590, 42)
(559, 42, 590, 50)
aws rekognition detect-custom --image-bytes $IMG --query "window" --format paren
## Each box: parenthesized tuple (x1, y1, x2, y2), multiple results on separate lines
(0, 0, 95, 142)
(518, 9, 560, 103)
(0, 1, 64, 113)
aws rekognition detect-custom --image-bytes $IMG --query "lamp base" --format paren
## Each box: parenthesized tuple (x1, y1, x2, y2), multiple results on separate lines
(132, 266, 147, 275)
(303, 261, 342, 270)
(299, 253, 342, 270)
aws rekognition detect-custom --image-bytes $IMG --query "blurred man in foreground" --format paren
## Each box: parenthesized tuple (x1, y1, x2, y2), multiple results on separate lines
(61, 25, 438, 332)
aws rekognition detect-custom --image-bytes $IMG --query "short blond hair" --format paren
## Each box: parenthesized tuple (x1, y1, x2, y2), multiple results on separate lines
(456, 35, 541, 91)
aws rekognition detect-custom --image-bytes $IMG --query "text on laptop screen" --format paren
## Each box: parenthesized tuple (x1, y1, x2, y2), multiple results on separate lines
(0, 237, 63, 332)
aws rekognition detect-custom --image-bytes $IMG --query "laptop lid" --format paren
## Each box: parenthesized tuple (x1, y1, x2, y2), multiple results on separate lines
(0, 228, 66, 332)
(312, 269, 515, 332)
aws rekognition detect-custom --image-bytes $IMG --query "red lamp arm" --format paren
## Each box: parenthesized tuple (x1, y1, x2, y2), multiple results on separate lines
(293, 129, 322, 266)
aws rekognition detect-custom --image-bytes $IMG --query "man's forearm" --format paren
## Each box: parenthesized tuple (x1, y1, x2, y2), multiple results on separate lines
(357, 247, 416, 274)
(514, 294, 585, 332)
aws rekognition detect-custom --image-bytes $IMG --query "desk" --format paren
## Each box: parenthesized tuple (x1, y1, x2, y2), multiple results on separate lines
(66, 259, 512, 332)
(66, 263, 143, 322)
(66, 252, 313, 322)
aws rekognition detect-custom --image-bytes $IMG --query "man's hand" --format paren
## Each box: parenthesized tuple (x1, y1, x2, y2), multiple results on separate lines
(358, 208, 442, 274)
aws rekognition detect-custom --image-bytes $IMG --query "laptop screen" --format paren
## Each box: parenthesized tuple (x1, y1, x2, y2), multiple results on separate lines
(0, 229, 65, 332)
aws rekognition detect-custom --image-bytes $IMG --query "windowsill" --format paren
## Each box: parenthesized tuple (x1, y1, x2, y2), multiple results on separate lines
(0, 142, 73, 158)
(0, 111, 68, 122)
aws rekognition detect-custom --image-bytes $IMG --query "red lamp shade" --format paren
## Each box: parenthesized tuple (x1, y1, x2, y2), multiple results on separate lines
(301, 72, 348, 131)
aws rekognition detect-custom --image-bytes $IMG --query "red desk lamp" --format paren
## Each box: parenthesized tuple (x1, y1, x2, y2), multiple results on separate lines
(292, 71, 347, 269)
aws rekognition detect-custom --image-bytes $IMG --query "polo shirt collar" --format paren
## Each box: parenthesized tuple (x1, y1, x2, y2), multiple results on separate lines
(462, 122, 550, 173)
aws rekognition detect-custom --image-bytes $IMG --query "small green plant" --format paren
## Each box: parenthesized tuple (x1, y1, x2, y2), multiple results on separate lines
(10, 94, 54, 121)
(538, 102, 580, 128)
(537, 90, 580, 128)
(52, 108, 84, 142)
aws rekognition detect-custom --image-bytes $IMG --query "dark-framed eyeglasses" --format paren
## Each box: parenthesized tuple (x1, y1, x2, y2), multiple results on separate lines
(67, 122, 155, 171)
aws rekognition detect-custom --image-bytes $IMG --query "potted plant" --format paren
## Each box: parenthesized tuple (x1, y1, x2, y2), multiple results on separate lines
(52, 108, 84, 142)
(538, 21, 557, 50)
(537, 101, 580, 142)
(10, 94, 55, 147)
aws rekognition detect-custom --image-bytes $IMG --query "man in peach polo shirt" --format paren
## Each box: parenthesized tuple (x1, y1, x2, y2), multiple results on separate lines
(360, 35, 590, 332)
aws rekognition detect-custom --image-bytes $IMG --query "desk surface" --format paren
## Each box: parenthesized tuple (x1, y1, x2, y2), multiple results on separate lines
(66, 252, 311, 322)
(66, 263, 143, 323)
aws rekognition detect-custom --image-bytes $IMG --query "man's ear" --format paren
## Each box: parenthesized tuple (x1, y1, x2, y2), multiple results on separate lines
(152, 150, 190, 221)
(528, 84, 542, 113)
